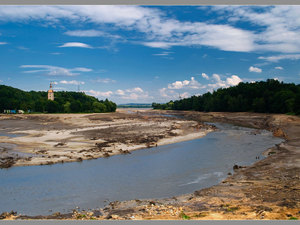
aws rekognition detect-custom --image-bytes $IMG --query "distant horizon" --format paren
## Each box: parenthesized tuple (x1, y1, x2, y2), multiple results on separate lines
(1, 6, 300, 104)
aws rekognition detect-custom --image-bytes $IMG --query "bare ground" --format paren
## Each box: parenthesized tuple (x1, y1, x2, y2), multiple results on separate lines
(1, 110, 299, 220)
(0, 109, 213, 168)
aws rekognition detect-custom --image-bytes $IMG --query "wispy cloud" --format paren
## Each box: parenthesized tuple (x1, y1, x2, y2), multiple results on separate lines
(86, 90, 113, 98)
(94, 78, 116, 83)
(249, 66, 262, 73)
(59, 42, 92, 48)
(86, 86, 152, 101)
(64, 29, 121, 39)
(275, 66, 284, 70)
(258, 54, 300, 62)
(201, 73, 209, 80)
(210, 6, 300, 53)
(51, 52, 63, 55)
(1, 6, 300, 54)
(0, 5, 276, 53)
(168, 77, 202, 90)
(20, 65, 92, 76)
(0, 42, 7, 45)
(160, 73, 243, 101)
(153, 51, 173, 56)
(116, 87, 151, 100)
(60, 80, 85, 85)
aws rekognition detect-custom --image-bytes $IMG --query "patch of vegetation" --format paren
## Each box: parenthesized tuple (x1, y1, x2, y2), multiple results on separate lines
(193, 212, 207, 218)
(289, 217, 298, 220)
(179, 211, 191, 220)
(76, 214, 87, 219)
(226, 207, 239, 212)
(220, 204, 239, 212)
(0, 85, 116, 113)
(152, 79, 300, 115)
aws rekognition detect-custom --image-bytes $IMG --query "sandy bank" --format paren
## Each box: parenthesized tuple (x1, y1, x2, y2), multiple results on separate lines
(0, 110, 214, 168)
(1, 111, 299, 220)
(86, 111, 299, 220)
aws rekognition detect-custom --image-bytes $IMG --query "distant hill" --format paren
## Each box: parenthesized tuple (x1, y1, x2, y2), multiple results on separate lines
(0, 85, 116, 113)
(117, 103, 152, 108)
(152, 79, 300, 115)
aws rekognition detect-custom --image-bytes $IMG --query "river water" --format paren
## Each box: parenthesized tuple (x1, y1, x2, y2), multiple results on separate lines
(0, 123, 282, 216)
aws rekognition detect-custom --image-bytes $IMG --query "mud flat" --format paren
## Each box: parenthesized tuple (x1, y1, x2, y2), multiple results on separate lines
(0, 109, 214, 168)
(89, 111, 299, 220)
(1, 111, 299, 220)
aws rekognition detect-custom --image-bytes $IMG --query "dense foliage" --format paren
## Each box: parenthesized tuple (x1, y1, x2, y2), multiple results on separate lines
(152, 79, 300, 115)
(0, 85, 117, 113)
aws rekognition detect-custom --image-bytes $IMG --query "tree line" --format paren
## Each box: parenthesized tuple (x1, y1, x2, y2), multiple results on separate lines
(152, 79, 300, 115)
(0, 85, 117, 113)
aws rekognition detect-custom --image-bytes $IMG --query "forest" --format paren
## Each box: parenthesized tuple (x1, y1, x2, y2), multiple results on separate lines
(0, 85, 117, 113)
(152, 79, 300, 115)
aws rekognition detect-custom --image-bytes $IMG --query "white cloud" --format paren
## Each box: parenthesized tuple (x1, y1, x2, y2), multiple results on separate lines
(65, 29, 121, 39)
(0, 6, 255, 53)
(249, 66, 262, 73)
(94, 78, 116, 83)
(211, 6, 300, 53)
(1, 6, 300, 53)
(59, 42, 92, 48)
(168, 77, 201, 89)
(73, 67, 92, 72)
(201, 73, 209, 80)
(116, 89, 125, 96)
(275, 66, 284, 70)
(87, 86, 151, 101)
(153, 51, 173, 56)
(226, 75, 243, 86)
(50, 52, 62, 55)
(208, 74, 242, 90)
(161, 74, 242, 100)
(115, 87, 151, 100)
(126, 87, 144, 93)
(20, 65, 92, 76)
(180, 92, 190, 99)
(0, 42, 7, 45)
(159, 88, 169, 98)
(86, 90, 113, 98)
(258, 54, 300, 62)
(60, 80, 85, 85)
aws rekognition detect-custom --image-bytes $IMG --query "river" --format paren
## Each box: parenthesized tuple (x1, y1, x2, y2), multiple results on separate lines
(0, 123, 283, 216)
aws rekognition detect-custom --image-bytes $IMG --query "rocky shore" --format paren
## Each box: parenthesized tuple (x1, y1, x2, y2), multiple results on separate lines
(1, 111, 299, 220)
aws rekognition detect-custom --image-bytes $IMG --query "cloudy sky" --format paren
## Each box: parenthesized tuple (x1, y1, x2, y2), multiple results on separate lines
(0, 5, 300, 103)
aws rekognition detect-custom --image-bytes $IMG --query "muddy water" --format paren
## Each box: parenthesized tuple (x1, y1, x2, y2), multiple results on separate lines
(0, 123, 282, 216)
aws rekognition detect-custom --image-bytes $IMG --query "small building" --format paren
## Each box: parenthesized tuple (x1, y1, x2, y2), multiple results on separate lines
(48, 82, 54, 101)
(18, 110, 24, 114)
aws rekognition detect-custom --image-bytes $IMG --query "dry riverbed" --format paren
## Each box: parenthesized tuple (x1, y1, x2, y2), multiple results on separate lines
(0, 109, 214, 168)
(1, 110, 299, 220)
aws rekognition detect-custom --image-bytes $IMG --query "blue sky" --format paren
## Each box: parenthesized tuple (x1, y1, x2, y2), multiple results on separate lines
(0, 5, 300, 104)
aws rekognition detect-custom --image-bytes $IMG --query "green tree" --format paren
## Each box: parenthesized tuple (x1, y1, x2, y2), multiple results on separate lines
(46, 100, 59, 113)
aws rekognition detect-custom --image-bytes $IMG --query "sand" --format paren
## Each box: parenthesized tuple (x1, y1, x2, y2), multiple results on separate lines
(1, 110, 299, 220)
(0, 109, 214, 168)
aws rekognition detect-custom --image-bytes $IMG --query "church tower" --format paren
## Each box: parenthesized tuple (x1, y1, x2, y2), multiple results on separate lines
(48, 82, 54, 101)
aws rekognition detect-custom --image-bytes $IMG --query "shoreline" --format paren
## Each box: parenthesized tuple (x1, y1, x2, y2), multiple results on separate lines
(0, 110, 214, 168)
(1, 110, 299, 220)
